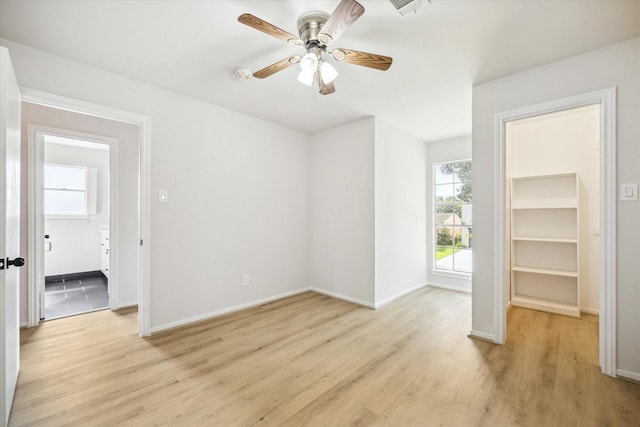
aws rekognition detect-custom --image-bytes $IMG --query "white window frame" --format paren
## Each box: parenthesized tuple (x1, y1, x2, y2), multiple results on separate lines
(433, 159, 472, 274)
(44, 162, 97, 219)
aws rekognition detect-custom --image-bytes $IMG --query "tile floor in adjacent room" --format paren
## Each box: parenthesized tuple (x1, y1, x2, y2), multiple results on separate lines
(44, 273, 109, 320)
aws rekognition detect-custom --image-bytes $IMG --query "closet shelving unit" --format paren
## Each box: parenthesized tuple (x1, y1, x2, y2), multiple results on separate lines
(510, 172, 580, 317)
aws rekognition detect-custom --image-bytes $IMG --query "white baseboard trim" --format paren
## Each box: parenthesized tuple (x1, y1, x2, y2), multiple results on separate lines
(149, 287, 310, 334)
(616, 369, 640, 382)
(428, 282, 471, 294)
(374, 283, 429, 309)
(580, 307, 599, 316)
(113, 301, 138, 311)
(468, 329, 496, 343)
(309, 287, 375, 309)
(20, 321, 28, 328)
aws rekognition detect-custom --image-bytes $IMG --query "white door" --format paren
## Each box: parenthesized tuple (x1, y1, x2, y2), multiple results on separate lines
(0, 46, 23, 427)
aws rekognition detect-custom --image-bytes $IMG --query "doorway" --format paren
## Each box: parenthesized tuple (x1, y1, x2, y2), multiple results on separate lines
(493, 88, 617, 376)
(40, 133, 113, 320)
(22, 96, 150, 334)
(505, 105, 600, 317)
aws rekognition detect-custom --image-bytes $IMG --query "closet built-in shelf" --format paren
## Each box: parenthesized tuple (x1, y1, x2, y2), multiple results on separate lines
(511, 295, 580, 317)
(511, 266, 578, 278)
(510, 172, 580, 318)
(511, 199, 577, 210)
(511, 237, 577, 243)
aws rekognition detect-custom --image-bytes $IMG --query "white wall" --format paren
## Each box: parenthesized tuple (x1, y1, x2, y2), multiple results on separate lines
(426, 136, 472, 292)
(43, 141, 109, 276)
(472, 37, 640, 376)
(20, 101, 140, 313)
(374, 119, 428, 305)
(506, 105, 600, 314)
(309, 118, 375, 306)
(5, 40, 310, 331)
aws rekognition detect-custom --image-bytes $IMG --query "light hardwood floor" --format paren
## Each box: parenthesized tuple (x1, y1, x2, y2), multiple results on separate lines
(9, 288, 640, 426)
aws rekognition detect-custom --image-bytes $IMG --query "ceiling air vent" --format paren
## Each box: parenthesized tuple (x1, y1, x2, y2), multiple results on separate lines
(388, 0, 430, 16)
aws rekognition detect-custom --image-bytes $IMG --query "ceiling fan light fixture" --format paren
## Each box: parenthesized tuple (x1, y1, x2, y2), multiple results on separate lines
(300, 52, 319, 72)
(320, 61, 338, 84)
(297, 69, 315, 86)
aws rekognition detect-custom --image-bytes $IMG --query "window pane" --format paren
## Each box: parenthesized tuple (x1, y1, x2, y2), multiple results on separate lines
(453, 248, 472, 272)
(452, 226, 472, 248)
(435, 163, 454, 184)
(44, 164, 86, 190)
(435, 245, 454, 270)
(45, 189, 85, 214)
(460, 203, 472, 225)
(454, 161, 472, 183)
(435, 184, 454, 204)
(434, 159, 472, 273)
(455, 182, 472, 203)
(436, 226, 454, 246)
(435, 204, 455, 215)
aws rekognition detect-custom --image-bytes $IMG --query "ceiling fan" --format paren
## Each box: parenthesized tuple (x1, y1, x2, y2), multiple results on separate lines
(238, 0, 393, 95)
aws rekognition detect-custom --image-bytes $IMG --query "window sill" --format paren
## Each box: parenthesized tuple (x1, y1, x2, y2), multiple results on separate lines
(430, 269, 471, 280)
(45, 214, 89, 220)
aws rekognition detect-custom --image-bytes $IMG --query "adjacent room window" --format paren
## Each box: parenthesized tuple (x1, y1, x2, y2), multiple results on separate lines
(434, 160, 472, 273)
(44, 163, 88, 216)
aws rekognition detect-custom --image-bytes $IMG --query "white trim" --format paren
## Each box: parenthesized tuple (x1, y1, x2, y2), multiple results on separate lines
(616, 369, 640, 383)
(26, 128, 43, 327)
(580, 307, 599, 316)
(493, 87, 617, 376)
(27, 125, 118, 325)
(374, 283, 429, 309)
(468, 330, 496, 342)
(430, 269, 471, 280)
(149, 288, 310, 334)
(493, 109, 507, 345)
(599, 88, 617, 378)
(117, 301, 138, 310)
(427, 282, 471, 294)
(109, 140, 119, 310)
(138, 114, 151, 337)
(309, 287, 376, 309)
(44, 215, 90, 221)
(22, 88, 152, 337)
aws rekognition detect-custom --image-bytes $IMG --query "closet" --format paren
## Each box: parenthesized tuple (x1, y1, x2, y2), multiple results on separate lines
(510, 173, 579, 317)
(506, 104, 600, 318)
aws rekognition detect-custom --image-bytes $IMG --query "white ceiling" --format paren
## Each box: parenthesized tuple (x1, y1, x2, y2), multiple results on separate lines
(1, 0, 639, 141)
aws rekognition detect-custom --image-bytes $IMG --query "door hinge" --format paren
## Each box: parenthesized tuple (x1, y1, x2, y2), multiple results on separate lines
(140, 239, 143, 246)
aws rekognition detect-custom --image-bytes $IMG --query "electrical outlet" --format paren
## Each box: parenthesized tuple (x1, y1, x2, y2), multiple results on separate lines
(243, 274, 250, 286)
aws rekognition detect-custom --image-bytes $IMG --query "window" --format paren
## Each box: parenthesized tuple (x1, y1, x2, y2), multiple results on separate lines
(434, 160, 472, 273)
(44, 164, 89, 216)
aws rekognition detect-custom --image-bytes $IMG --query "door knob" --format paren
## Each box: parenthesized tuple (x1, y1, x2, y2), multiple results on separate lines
(7, 257, 25, 268)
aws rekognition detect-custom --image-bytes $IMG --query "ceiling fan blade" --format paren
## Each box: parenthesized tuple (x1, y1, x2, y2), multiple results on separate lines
(331, 48, 393, 71)
(238, 13, 303, 46)
(253, 56, 302, 79)
(316, 70, 336, 95)
(317, 0, 365, 45)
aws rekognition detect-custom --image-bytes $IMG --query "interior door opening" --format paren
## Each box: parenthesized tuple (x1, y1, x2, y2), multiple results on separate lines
(23, 92, 150, 336)
(504, 104, 601, 347)
(41, 135, 111, 320)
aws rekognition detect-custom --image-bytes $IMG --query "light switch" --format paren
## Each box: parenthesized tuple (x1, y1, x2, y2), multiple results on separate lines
(620, 183, 638, 201)
(159, 189, 169, 203)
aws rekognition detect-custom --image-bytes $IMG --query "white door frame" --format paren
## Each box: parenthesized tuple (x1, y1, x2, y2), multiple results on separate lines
(28, 125, 119, 321)
(493, 87, 617, 376)
(21, 88, 152, 337)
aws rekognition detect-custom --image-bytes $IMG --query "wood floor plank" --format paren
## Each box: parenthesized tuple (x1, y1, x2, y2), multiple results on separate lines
(9, 288, 640, 426)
